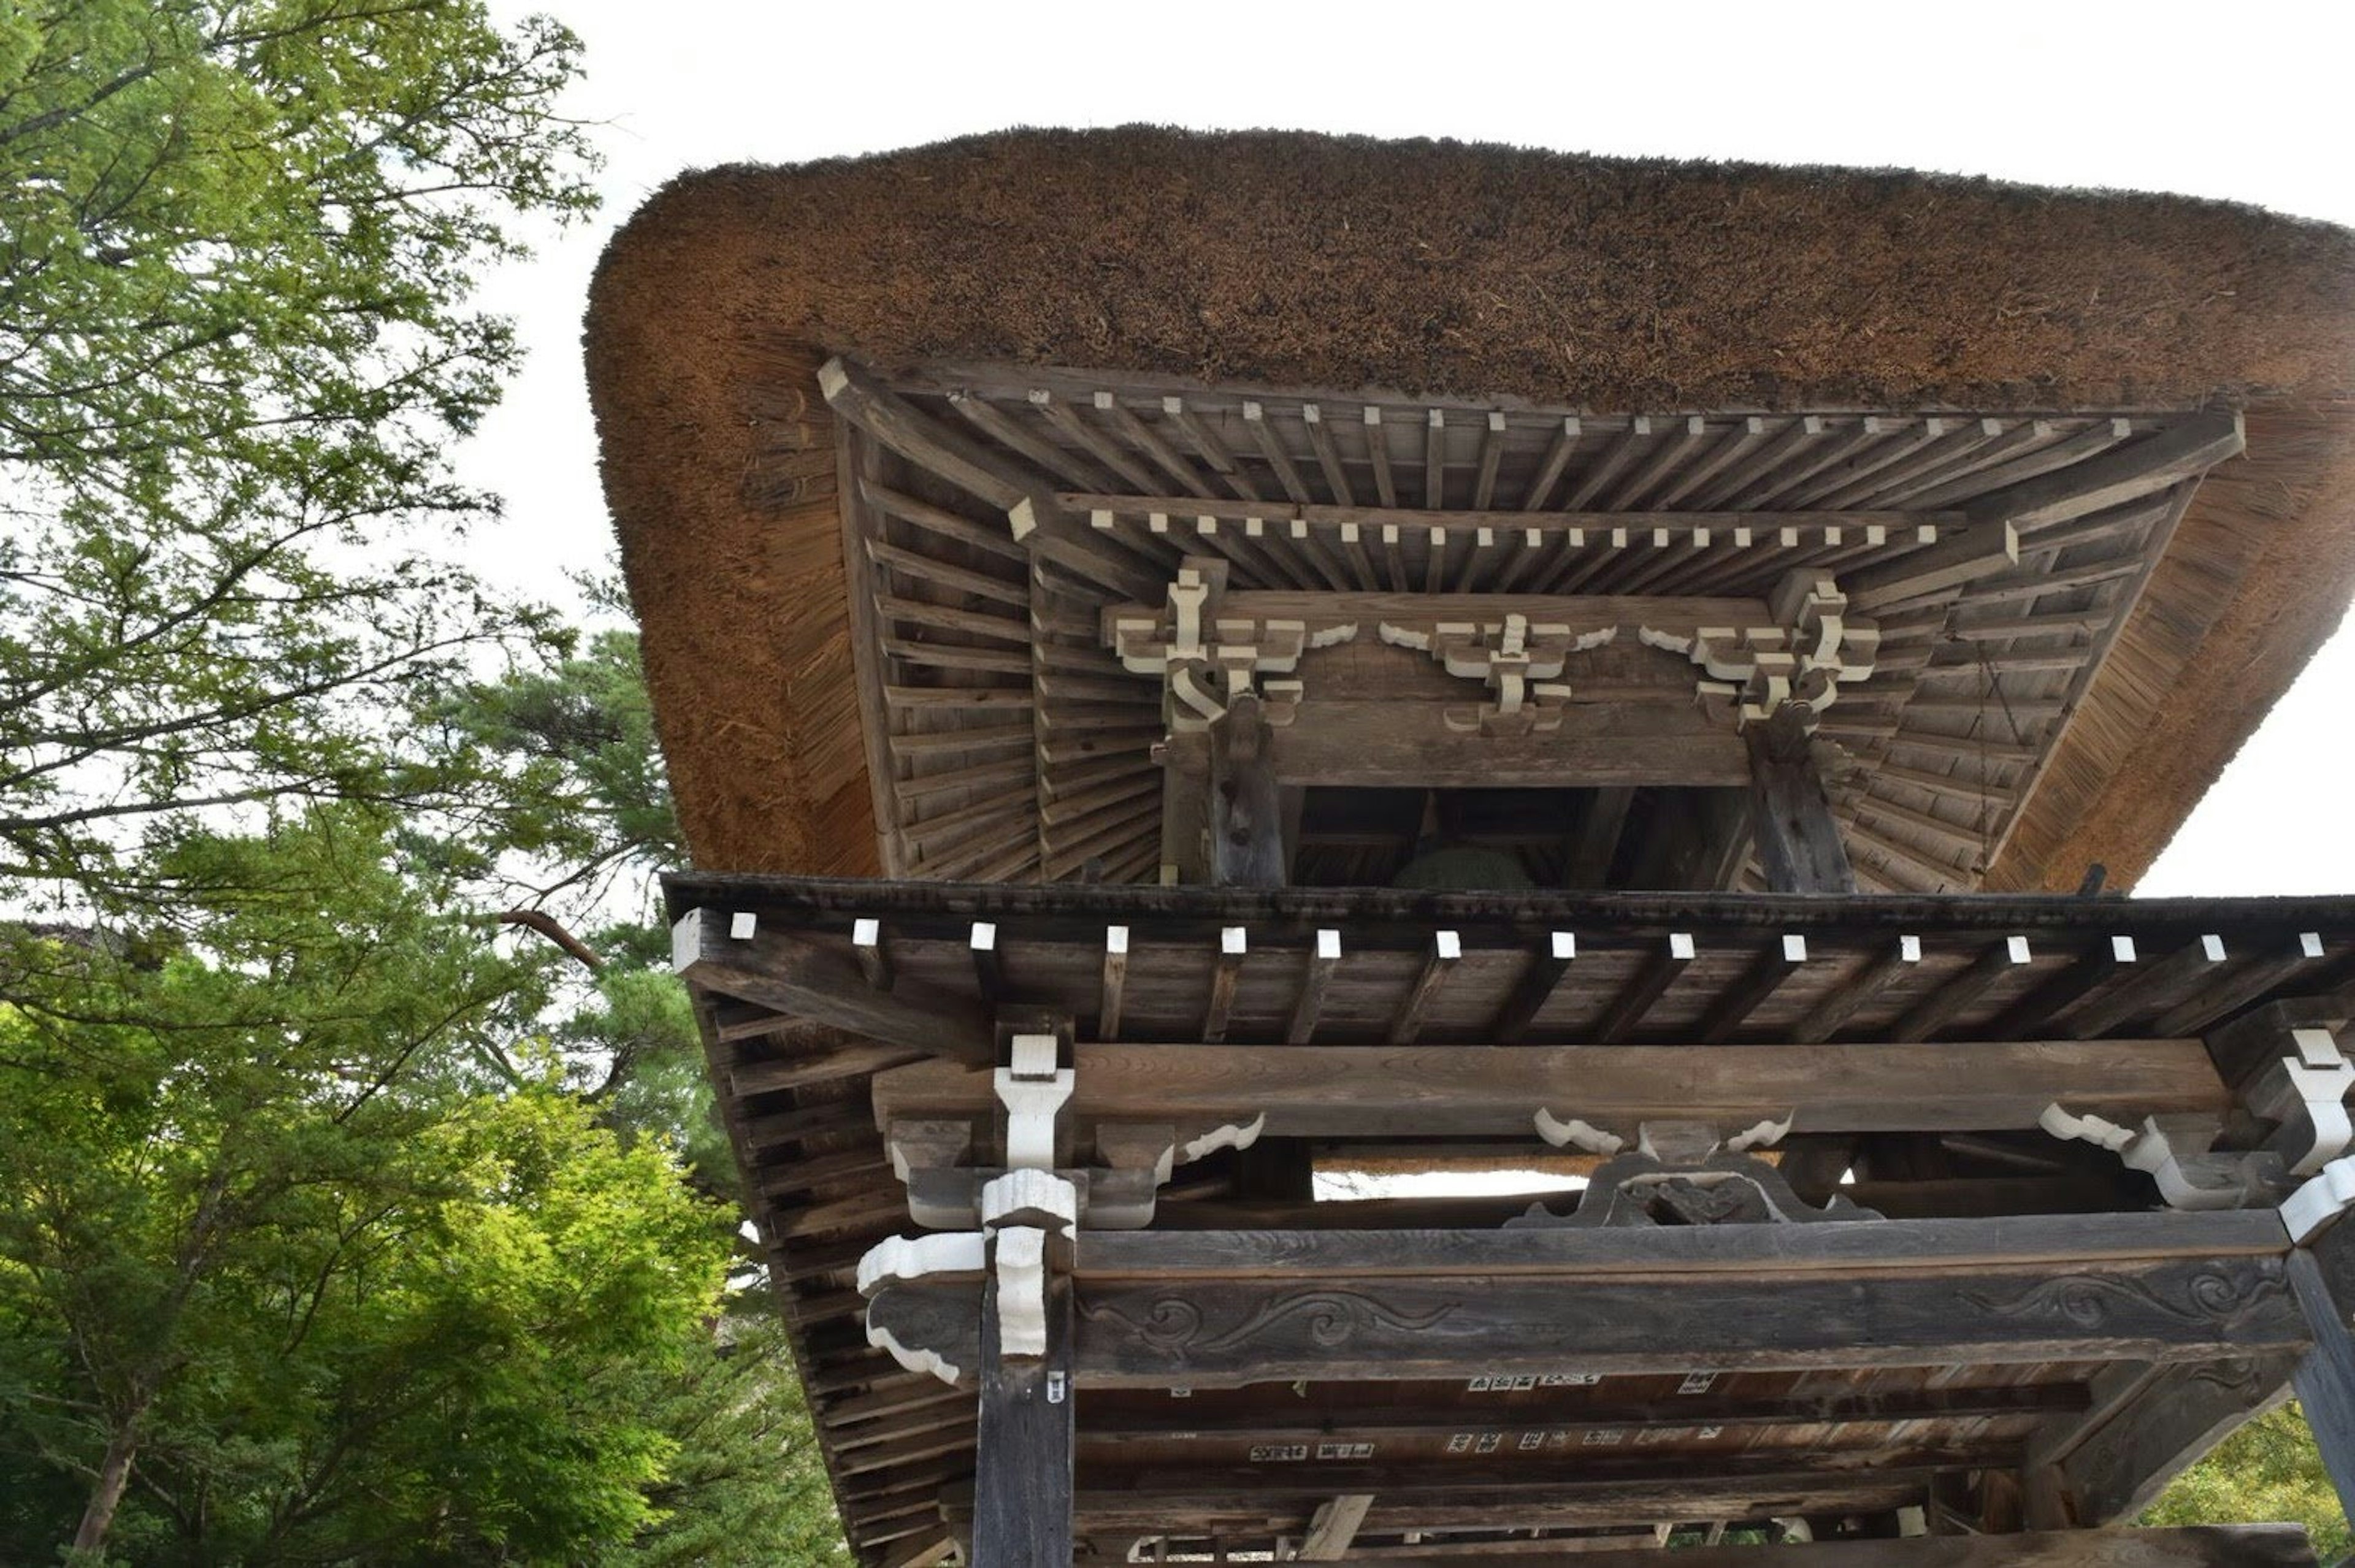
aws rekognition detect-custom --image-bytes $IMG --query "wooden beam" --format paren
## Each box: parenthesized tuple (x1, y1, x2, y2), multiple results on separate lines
(1565, 786, 1634, 889)
(672, 909, 995, 1066)
(870, 1036, 2229, 1139)
(971, 1241, 1074, 1567)
(2060, 1354, 2298, 1524)
(1962, 410, 2244, 530)
(1328, 1528, 2315, 1568)
(867, 1212, 2300, 1390)
(1209, 694, 1287, 887)
(1746, 708, 1856, 893)
(2290, 1245, 2355, 1525)
(1843, 522, 2020, 612)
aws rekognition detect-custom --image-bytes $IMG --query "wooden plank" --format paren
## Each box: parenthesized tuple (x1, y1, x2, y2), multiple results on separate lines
(871, 1037, 2229, 1139)
(1299, 1494, 1374, 1560)
(971, 1244, 1073, 1568)
(1746, 708, 1856, 893)
(1098, 925, 1130, 1038)
(673, 909, 995, 1066)
(1331, 1528, 2316, 1568)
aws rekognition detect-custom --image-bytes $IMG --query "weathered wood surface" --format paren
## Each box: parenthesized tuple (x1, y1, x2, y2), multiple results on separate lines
(1747, 705, 1856, 893)
(870, 1038, 2229, 1138)
(1268, 697, 1751, 789)
(970, 1256, 1073, 1567)
(1324, 1526, 2313, 1568)
(2059, 1354, 2299, 1524)
(1209, 694, 1286, 886)
(2289, 1245, 2355, 1525)
(865, 1214, 2304, 1390)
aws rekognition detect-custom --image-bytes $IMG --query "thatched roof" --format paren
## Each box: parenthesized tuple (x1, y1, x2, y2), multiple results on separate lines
(587, 127, 2355, 891)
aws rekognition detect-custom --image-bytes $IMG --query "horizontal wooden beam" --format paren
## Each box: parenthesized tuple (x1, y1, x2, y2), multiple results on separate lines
(1064, 491, 1962, 538)
(870, 1038, 2228, 1138)
(865, 1213, 2302, 1389)
(872, 1253, 2299, 1389)
(1100, 589, 1772, 643)
(1331, 1527, 2313, 1568)
(1269, 697, 1752, 788)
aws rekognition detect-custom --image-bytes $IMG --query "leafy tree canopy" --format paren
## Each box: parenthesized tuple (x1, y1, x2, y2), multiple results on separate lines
(0, 0, 594, 908)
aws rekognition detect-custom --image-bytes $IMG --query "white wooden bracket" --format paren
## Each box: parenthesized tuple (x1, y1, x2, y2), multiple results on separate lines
(2039, 1104, 2269, 1210)
(2248, 1028, 2355, 1177)
(1378, 614, 1614, 735)
(1108, 564, 1352, 732)
(1639, 570, 1879, 729)
(1533, 1115, 1789, 1161)
(2283, 1157, 2355, 1244)
(997, 1031, 1074, 1172)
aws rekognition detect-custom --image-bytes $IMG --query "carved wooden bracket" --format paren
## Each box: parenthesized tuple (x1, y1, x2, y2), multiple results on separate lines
(2247, 1028, 2355, 1177)
(1108, 561, 1354, 732)
(2039, 1105, 2280, 1210)
(1507, 1150, 1880, 1228)
(1377, 613, 1615, 735)
(1639, 571, 1880, 730)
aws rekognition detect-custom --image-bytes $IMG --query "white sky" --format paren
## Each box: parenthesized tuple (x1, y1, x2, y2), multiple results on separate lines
(459, 1, 2355, 897)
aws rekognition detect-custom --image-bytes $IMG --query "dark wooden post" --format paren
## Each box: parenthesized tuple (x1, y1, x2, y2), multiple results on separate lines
(973, 1238, 1075, 1566)
(1209, 692, 1287, 887)
(2288, 1247, 2355, 1526)
(1745, 705, 1856, 893)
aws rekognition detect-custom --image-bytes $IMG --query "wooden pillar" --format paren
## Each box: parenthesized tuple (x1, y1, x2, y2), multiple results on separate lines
(973, 1237, 1075, 1566)
(1209, 692, 1287, 887)
(1745, 705, 1856, 893)
(2288, 1247, 2355, 1525)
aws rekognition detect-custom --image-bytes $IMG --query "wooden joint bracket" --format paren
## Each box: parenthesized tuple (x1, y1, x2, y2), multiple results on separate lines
(2039, 1104, 2277, 1210)
(1376, 613, 1613, 735)
(1641, 570, 1878, 730)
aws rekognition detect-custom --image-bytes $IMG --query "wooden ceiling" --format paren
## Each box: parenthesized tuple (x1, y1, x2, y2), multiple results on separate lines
(825, 357, 2242, 896)
(671, 875, 2355, 1563)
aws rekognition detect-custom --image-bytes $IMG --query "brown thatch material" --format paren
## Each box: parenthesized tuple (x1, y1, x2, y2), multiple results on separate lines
(586, 127, 2355, 890)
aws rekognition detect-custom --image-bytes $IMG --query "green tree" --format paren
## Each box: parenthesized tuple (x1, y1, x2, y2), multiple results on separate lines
(0, 0, 594, 907)
(2144, 1404, 2350, 1559)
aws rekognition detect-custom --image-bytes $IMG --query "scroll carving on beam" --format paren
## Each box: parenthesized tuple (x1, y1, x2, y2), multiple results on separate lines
(1108, 560, 1355, 732)
(1377, 613, 1616, 735)
(1641, 572, 1880, 729)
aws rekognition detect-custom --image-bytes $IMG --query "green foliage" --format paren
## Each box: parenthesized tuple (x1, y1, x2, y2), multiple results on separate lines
(2143, 1403, 2351, 1559)
(0, 0, 595, 906)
